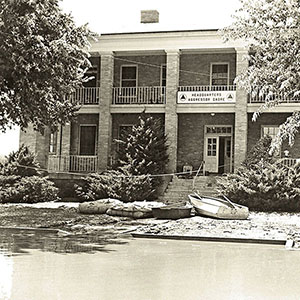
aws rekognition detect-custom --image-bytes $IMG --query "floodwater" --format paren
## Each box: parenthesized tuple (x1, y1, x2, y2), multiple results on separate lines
(0, 229, 300, 300)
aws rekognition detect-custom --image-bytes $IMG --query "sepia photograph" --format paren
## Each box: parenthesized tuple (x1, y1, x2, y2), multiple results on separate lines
(0, 0, 300, 299)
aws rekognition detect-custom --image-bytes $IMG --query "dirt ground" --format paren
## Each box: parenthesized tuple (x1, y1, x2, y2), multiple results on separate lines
(1, 202, 300, 242)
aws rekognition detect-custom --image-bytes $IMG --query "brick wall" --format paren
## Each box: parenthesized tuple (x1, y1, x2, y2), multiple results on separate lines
(113, 53, 236, 87)
(180, 53, 236, 86)
(247, 113, 300, 157)
(20, 125, 49, 168)
(177, 113, 235, 172)
(113, 55, 166, 87)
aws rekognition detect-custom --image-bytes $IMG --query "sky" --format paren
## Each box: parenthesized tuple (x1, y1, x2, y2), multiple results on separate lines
(0, 0, 241, 156)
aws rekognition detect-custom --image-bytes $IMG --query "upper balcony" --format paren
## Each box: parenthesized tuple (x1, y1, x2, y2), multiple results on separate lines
(112, 86, 166, 105)
(248, 90, 300, 104)
(67, 87, 100, 105)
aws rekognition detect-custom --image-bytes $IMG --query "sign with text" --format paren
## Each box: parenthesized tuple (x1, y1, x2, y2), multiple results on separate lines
(177, 91, 236, 103)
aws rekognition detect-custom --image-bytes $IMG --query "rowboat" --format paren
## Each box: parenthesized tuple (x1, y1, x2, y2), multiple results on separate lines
(152, 205, 192, 220)
(188, 194, 249, 220)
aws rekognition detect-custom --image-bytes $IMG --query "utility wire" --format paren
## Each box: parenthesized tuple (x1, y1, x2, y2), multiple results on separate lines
(114, 57, 237, 81)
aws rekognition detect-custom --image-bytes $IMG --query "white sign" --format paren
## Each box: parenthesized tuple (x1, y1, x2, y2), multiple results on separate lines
(177, 91, 236, 103)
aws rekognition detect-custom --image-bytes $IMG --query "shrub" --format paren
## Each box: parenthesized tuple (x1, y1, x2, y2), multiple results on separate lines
(242, 135, 275, 169)
(75, 169, 154, 202)
(0, 176, 59, 204)
(115, 112, 168, 193)
(0, 146, 59, 203)
(217, 161, 300, 212)
(0, 144, 41, 177)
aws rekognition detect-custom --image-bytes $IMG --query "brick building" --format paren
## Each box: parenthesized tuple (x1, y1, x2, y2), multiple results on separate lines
(20, 27, 300, 178)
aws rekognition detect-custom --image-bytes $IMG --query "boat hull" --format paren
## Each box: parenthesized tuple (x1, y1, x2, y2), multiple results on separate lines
(188, 194, 249, 220)
(152, 206, 191, 220)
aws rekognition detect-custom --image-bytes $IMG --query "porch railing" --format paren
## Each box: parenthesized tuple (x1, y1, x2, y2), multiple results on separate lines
(48, 155, 98, 173)
(178, 85, 237, 92)
(67, 87, 100, 105)
(279, 158, 300, 167)
(112, 86, 166, 104)
(248, 89, 300, 103)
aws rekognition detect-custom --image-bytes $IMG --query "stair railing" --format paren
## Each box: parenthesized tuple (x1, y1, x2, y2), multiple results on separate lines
(192, 161, 205, 192)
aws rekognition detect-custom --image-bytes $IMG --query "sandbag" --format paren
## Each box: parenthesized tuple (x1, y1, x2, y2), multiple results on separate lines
(78, 198, 122, 214)
(106, 201, 166, 219)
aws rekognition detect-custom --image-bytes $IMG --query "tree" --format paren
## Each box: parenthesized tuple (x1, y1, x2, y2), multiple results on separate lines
(115, 112, 169, 190)
(222, 0, 300, 151)
(242, 135, 275, 169)
(0, 0, 94, 132)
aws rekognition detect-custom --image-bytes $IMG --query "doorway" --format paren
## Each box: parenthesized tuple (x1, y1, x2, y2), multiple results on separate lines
(204, 126, 233, 174)
(79, 125, 97, 155)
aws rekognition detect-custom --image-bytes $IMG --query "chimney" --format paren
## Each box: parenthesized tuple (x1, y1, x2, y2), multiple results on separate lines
(141, 10, 159, 24)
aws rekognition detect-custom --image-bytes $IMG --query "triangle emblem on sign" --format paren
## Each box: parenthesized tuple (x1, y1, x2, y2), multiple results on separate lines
(180, 94, 187, 101)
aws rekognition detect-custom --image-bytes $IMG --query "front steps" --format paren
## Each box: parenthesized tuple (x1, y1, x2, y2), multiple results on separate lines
(160, 176, 220, 206)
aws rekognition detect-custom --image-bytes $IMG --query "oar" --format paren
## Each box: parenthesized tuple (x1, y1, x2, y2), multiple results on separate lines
(222, 194, 237, 209)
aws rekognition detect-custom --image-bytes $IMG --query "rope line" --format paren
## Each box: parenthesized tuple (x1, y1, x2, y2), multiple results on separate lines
(15, 163, 201, 178)
(15, 162, 232, 178)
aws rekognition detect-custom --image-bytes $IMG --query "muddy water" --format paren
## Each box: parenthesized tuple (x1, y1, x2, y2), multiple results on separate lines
(1, 230, 300, 300)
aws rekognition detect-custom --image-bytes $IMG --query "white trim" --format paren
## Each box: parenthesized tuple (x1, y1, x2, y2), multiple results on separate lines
(204, 125, 233, 173)
(79, 124, 98, 155)
(204, 125, 233, 136)
(210, 62, 230, 86)
(120, 65, 138, 87)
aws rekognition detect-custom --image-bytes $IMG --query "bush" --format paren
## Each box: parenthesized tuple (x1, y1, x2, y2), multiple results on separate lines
(0, 144, 41, 177)
(115, 112, 168, 193)
(75, 169, 154, 203)
(242, 135, 275, 169)
(217, 161, 300, 212)
(0, 176, 59, 204)
(0, 146, 59, 203)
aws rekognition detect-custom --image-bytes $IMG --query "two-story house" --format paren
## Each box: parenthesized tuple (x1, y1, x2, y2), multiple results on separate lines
(19, 18, 300, 179)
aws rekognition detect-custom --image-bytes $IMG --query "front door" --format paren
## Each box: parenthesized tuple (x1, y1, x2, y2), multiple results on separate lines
(204, 137, 219, 173)
(80, 125, 97, 155)
(223, 137, 232, 173)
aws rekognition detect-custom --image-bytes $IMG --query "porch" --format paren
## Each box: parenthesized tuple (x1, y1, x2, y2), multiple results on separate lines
(112, 86, 166, 105)
(48, 155, 98, 173)
(67, 87, 100, 105)
(248, 90, 300, 103)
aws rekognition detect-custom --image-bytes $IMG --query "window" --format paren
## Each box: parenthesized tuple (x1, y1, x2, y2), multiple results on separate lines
(84, 66, 98, 88)
(118, 125, 133, 140)
(206, 126, 232, 134)
(261, 125, 280, 156)
(226, 139, 231, 158)
(207, 138, 217, 156)
(261, 126, 279, 140)
(118, 125, 133, 152)
(211, 63, 229, 86)
(121, 66, 137, 87)
(49, 132, 57, 154)
(161, 64, 166, 87)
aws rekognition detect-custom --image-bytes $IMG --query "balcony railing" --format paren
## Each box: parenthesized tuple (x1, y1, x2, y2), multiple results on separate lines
(112, 86, 166, 105)
(248, 90, 300, 103)
(48, 155, 98, 173)
(279, 158, 300, 167)
(178, 85, 237, 92)
(67, 87, 100, 105)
